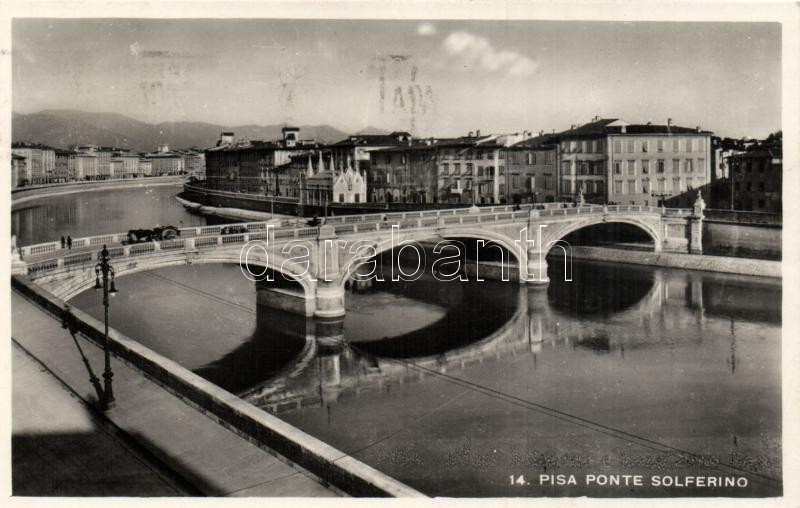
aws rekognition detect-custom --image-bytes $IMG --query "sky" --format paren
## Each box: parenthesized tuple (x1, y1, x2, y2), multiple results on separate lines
(12, 19, 781, 139)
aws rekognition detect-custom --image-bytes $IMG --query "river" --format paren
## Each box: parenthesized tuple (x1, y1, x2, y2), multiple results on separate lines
(20, 185, 782, 497)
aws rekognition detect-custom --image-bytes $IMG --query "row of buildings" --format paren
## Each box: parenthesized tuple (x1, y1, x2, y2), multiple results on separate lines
(206, 118, 764, 209)
(10, 142, 205, 188)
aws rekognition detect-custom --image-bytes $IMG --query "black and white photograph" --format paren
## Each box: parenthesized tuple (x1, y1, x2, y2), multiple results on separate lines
(4, 2, 796, 502)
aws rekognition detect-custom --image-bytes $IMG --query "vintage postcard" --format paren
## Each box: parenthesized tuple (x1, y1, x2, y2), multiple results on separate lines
(2, 1, 797, 505)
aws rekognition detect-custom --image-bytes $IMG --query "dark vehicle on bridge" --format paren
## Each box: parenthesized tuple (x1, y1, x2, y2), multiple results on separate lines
(221, 225, 248, 235)
(123, 225, 181, 244)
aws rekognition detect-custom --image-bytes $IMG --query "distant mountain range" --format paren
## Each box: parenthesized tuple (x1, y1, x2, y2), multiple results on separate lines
(12, 110, 390, 153)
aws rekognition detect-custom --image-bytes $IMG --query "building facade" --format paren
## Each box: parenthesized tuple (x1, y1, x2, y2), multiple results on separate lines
(11, 154, 26, 188)
(727, 142, 782, 212)
(11, 144, 55, 185)
(370, 143, 439, 204)
(506, 134, 560, 203)
(205, 129, 319, 194)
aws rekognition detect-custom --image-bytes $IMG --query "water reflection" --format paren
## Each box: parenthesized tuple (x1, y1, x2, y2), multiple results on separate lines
(244, 261, 781, 414)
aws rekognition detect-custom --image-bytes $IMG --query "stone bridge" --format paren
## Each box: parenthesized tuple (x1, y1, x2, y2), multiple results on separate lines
(13, 199, 705, 319)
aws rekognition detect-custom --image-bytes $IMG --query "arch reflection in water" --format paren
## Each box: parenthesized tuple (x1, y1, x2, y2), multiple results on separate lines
(244, 261, 780, 417)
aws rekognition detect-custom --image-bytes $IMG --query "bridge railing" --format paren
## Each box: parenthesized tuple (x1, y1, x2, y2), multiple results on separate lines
(18, 203, 541, 258)
(19, 203, 692, 276)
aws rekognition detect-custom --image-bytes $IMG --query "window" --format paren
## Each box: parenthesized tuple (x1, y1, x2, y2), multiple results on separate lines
(685, 139, 693, 152)
(442, 163, 449, 173)
(642, 140, 649, 153)
(627, 160, 636, 175)
(453, 163, 461, 175)
(339, 193, 345, 203)
(527, 152, 533, 165)
(614, 161, 622, 174)
(697, 158, 705, 174)
(512, 175, 519, 188)
(672, 139, 680, 152)
(477, 166, 484, 177)
(672, 159, 680, 173)
(657, 179, 666, 193)
(627, 179, 636, 194)
(673, 177, 681, 191)
(354, 193, 360, 203)
(614, 140, 622, 153)
(466, 163, 473, 175)
(685, 159, 693, 173)
(746, 182, 752, 191)
(614, 180, 623, 193)
(758, 199, 765, 208)
(759, 182, 765, 191)
(641, 160, 650, 174)
(581, 162, 589, 175)
(657, 160, 665, 173)
(574, 141, 582, 153)
(759, 160, 765, 173)
(401, 155, 407, 164)
(657, 140, 664, 153)
(562, 161, 572, 175)
(626, 140, 635, 153)
(698, 138, 706, 151)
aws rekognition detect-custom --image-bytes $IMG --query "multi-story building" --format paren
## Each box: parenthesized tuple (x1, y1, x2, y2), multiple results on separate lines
(138, 159, 153, 177)
(145, 144, 185, 176)
(711, 136, 746, 181)
(370, 141, 439, 204)
(53, 149, 72, 182)
(11, 154, 26, 188)
(177, 149, 206, 179)
(506, 133, 560, 203)
(68, 152, 98, 180)
(111, 154, 140, 178)
(205, 129, 319, 194)
(726, 141, 782, 212)
(556, 118, 713, 206)
(606, 122, 712, 206)
(328, 132, 414, 177)
(437, 131, 528, 205)
(11, 143, 55, 185)
(557, 120, 610, 202)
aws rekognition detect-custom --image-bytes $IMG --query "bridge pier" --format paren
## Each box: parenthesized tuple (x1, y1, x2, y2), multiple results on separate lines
(525, 248, 549, 286)
(314, 225, 346, 319)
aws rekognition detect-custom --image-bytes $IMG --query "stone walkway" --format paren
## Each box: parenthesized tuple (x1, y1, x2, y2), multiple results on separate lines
(11, 289, 339, 497)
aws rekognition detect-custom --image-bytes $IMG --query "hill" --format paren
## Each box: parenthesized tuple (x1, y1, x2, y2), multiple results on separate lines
(12, 110, 351, 152)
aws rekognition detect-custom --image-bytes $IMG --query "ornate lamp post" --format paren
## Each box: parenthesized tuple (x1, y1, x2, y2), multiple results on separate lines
(94, 244, 118, 411)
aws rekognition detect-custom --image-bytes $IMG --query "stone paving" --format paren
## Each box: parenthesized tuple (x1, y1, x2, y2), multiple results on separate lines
(11, 289, 339, 497)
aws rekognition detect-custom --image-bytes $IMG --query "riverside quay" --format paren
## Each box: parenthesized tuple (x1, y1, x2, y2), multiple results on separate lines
(8, 14, 786, 502)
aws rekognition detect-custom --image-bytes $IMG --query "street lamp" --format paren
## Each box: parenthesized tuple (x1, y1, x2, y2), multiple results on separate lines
(94, 244, 118, 411)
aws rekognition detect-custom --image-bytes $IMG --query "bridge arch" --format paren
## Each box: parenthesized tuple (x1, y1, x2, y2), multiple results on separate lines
(542, 216, 663, 256)
(47, 249, 315, 302)
(337, 226, 528, 288)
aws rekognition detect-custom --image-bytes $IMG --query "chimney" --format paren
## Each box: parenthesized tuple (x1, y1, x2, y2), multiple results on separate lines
(696, 126, 701, 132)
(476, 129, 481, 137)
(646, 121, 652, 126)
(667, 118, 673, 127)
(468, 131, 473, 137)
(621, 125, 627, 134)
(539, 130, 544, 136)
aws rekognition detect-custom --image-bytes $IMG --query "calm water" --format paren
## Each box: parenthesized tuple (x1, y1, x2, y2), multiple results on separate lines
(11, 185, 207, 246)
(34, 187, 781, 497)
(70, 261, 782, 497)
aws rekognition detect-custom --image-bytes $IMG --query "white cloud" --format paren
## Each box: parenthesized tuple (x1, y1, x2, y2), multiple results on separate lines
(442, 31, 539, 77)
(417, 22, 437, 36)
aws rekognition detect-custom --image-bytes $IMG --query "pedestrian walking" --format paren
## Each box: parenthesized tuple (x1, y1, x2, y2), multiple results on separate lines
(67, 236, 72, 250)
(61, 236, 66, 248)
